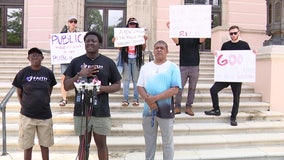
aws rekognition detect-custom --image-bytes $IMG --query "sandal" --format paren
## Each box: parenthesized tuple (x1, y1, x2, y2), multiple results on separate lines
(59, 99, 67, 106)
(132, 101, 139, 106)
(121, 101, 129, 107)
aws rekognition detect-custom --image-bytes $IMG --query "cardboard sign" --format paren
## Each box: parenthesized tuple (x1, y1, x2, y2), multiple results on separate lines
(169, 5, 211, 38)
(214, 50, 256, 82)
(114, 28, 145, 47)
(49, 32, 87, 64)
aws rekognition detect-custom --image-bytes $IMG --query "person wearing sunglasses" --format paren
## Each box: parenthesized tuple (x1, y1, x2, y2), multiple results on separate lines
(59, 16, 79, 107)
(204, 25, 251, 126)
(115, 17, 147, 107)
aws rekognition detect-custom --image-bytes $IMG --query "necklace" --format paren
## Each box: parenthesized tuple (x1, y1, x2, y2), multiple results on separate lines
(87, 53, 100, 61)
(155, 64, 162, 74)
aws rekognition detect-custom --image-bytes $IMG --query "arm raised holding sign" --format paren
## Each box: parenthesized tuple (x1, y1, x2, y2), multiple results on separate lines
(59, 16, 79, 107)
(112, 18, 148, 107)
(166, 21, 206, 116)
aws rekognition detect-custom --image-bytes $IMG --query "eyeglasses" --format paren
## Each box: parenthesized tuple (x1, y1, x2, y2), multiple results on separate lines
(29, 53, 42, 58)
(129, 23, 137, 25)
(229, 32, 238, 36)
(69, 20, 77, 24)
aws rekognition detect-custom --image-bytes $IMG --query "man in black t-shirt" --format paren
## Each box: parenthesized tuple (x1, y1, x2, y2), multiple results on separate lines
(204, 25, 252, 126)
(167, 21, 206, 116)
(64, 31, 121, 160)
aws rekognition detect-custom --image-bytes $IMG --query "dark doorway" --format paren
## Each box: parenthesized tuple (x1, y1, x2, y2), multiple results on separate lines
(0, 0, 24, 48)
(85, 0, 126, 48)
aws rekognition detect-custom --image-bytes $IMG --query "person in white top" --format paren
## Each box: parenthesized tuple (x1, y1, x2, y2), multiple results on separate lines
(59, 16, 78, 106)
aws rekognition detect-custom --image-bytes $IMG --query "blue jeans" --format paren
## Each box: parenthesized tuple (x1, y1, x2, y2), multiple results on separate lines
(122, 58, 139, 102)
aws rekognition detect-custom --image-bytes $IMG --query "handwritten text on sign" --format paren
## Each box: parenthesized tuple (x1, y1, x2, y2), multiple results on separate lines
(114, 28, 145, 47)
(214, 50, 256, 82)
(49, 32, 87, 64)
(169, 5, 211, 38)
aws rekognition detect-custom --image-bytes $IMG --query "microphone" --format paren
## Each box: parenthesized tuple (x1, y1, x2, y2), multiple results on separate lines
(92, 75, 100, 107)
(93, 86, 98, 107)
(74, 76, 87, 104)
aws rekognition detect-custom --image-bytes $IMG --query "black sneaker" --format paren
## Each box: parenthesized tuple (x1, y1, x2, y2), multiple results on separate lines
(230, 120, 238, 126)
(204, 109, 221, 116)
(230, 117, 238, 126)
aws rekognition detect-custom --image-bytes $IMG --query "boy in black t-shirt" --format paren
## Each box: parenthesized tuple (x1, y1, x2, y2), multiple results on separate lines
(12, 47, 57, 160)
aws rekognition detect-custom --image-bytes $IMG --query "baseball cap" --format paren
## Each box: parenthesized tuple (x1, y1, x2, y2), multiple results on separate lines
(68, 16, 77, 22)
(28, 47, 43, 55)
(129, 19, 138, 24)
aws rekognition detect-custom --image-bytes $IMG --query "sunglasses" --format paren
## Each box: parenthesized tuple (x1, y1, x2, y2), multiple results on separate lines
(229, 32, 238, 36)
(129, 23, 137, 25)
(29, 53, 42, 58)
(69, 20, 77, 24)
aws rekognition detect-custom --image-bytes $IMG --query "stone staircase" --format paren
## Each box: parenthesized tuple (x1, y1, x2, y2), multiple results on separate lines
(0, 49, 284, 160)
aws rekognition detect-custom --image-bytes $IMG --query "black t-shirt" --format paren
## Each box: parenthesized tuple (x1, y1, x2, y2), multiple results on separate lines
(221, 40, 251, 50)
(64, 54, 122, 117)
(12, 66, 57, 119)
(177, 38, 201, 66)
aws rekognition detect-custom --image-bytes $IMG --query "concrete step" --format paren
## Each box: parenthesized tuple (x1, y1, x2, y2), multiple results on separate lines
(0, 83, 257, 95)
(2, 119, 284, 136)
(1, 48, 283, 160)
(2, 110, 283, 126)
(4, 100, 270, 113)
(0, 91, 264, 104)
(0, 70, 215, 79)
(2, 129, 284, 153)
(1, 145, 284, 160)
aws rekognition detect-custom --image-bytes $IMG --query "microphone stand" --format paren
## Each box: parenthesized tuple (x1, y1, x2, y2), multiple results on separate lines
(74, 77, 90, 160)
(74, 76, 101, 160)
(84, 82, 95, 160)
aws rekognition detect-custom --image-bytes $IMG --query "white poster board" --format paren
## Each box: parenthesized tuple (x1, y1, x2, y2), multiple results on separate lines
(114, 28, 145, 47)
(49, 32, 87, 64)
(214, 50, 256, 82)
(169, 5, 211, 38)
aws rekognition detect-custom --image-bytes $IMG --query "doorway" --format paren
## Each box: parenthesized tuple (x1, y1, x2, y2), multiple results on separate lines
(0, 5, 23, 48)
(85, 7, 125, 48)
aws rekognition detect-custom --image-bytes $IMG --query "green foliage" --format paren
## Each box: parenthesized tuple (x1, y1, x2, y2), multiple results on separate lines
(6, 8, 22, 46)
(86, 8, 103, 34)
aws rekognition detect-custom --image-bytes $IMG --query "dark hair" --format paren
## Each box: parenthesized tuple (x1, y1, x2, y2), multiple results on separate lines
(84, 31, 103, 43)
(126, 17, 139, 28)
(28, 47, 43, 55)
(229, 25, 239, 31)
(154, 40, 168, 51)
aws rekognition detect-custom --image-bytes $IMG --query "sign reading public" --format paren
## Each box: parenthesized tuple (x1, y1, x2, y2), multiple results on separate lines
(214, 50, 256, 82)
(49, 32, 87, 64)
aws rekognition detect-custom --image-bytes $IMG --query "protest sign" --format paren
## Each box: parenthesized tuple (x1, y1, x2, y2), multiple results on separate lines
(169, 5, 211, 38)
(214, 50, 255, 82)
(114, 28, 145, 47)
(49, 32, 87, 64)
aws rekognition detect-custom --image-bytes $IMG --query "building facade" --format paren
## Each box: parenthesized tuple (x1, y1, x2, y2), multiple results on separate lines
(1, 0, 284, 112)
(0, 0, 268, 51)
